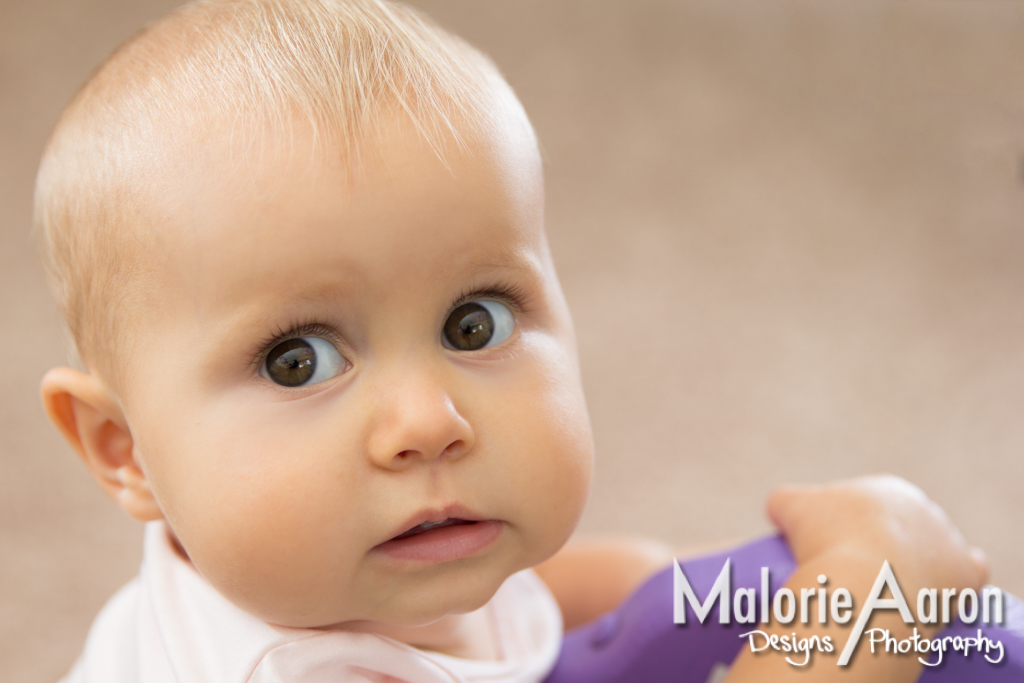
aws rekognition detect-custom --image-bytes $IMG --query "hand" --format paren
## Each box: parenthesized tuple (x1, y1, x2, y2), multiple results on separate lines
(767, 474, 988, 606)
(725, 475, 989, 682)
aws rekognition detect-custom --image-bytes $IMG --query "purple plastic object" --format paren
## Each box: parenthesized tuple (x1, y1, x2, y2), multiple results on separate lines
(543, 535, 1024, 683)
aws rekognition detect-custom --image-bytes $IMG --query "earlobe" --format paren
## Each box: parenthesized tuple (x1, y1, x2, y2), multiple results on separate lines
(41, 367, 164, 522)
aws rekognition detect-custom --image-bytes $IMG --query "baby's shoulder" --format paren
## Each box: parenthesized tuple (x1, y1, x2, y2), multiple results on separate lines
(60, 578, 141, 683)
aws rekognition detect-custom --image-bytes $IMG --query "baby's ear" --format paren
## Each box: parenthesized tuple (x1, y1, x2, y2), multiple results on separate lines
(41, 367, 163, 522)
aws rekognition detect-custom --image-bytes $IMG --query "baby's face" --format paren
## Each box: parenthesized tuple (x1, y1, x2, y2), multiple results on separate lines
(118, 110, 593, 627)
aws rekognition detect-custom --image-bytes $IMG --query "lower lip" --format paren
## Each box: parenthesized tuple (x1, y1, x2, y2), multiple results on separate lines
(372, 521, 502, 564)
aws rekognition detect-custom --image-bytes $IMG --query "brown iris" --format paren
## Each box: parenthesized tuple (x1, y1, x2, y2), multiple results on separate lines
(443, 302, 494, 350)
(265, 338, 317, 386)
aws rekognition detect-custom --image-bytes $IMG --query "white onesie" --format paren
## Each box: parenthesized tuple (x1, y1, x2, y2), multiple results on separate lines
(61, 522, 562, 683)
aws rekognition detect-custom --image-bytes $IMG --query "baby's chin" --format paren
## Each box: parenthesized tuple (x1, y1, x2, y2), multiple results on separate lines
(355, 563, 517, 628)
(386, 586, 501, 627)
(232, 555, 520, 630)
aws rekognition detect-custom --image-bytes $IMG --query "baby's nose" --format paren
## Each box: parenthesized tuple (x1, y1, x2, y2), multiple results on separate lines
(363, 368, 474, 470)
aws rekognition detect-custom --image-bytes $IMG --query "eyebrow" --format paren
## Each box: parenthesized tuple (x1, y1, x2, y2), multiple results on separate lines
(217, 249, 542, 337)
(224, 242, 542, 322)
(438, 246, 543, 283)
(284, 261, 538, 310)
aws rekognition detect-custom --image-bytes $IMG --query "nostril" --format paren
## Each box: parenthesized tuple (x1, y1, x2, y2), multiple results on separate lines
(440, 439, 466, 460)
(379, 437, 471, 468)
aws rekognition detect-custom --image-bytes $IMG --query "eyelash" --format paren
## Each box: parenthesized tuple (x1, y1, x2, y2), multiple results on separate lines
(250, 280, 533, 373)
(450, 280, 532, 314)
(250, 320, 340, 373)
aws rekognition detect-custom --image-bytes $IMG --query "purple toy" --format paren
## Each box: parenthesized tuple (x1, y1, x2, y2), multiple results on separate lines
(544, 536, 1024, 683)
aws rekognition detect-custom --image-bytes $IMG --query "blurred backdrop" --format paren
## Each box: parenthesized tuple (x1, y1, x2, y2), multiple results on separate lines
(3, 1, 1024, 680)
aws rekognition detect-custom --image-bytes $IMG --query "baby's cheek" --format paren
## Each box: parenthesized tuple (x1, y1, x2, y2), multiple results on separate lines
(138, 417, 364, 623)
(495, 350, 593, 563)
(172, 477, 365, 624)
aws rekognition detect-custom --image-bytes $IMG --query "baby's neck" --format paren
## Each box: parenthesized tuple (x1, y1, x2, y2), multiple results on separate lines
(336, 610, 500, 660)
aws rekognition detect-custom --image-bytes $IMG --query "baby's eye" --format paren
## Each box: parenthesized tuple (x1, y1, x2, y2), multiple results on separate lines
(442, 300, 515, 351)
(261, 336, 346, 387)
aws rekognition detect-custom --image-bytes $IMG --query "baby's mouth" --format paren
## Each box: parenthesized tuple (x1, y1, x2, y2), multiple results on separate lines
(374, 515, 502, 563)
(391, 518, 477, 541)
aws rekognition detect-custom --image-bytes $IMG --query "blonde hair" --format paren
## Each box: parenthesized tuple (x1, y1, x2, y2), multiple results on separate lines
(35, 0, 524, 388)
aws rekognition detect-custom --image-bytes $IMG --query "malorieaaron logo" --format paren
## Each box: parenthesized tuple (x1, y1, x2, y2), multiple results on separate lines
(673, 559, 1005, 667)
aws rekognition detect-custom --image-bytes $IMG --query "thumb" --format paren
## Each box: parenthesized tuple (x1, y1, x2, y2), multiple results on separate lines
(766, 483, 816, 534)
(970, 546, 990, 587)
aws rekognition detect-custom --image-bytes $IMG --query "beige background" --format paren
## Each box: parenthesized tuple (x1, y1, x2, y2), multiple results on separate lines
(3, 1, 1024, 680)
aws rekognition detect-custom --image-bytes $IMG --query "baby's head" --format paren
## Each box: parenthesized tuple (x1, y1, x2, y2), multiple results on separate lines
(36, 0, 592, 629)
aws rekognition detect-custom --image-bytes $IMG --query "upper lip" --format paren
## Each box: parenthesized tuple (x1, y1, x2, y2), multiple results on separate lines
(383, 503, 487, 543)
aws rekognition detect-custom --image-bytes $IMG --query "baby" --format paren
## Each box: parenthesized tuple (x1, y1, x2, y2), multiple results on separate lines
(34, 1, 987, 681)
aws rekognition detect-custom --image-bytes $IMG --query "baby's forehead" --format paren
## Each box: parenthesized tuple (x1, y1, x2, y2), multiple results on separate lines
(155, 100, 541, 230)
(140, 107, 546, 316)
